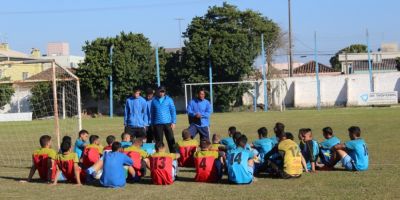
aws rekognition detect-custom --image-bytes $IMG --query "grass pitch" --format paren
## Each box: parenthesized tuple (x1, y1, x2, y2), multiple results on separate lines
(0, 107, 399, 200)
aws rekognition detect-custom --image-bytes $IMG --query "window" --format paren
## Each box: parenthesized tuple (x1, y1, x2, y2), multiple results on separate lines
(22, 72, 29, 80)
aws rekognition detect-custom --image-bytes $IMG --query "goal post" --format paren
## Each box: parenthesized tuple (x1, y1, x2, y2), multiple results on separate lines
(184, 79, 286, 112)
(0, 59, 81, 167)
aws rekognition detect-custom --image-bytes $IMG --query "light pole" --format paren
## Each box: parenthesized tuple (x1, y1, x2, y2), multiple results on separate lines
(288, 0, 294, 77)
(175, 18, 184, 49)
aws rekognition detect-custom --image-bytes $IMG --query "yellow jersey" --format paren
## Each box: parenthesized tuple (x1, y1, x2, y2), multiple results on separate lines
(278, 139, 303, 175)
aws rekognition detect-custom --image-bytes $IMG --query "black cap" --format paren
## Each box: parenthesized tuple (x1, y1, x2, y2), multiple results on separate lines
(145, 88, 154, 95)
(157, 86, 166, 92)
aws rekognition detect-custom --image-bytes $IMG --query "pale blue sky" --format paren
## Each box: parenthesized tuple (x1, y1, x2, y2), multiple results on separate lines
(1, 0, 399, 64)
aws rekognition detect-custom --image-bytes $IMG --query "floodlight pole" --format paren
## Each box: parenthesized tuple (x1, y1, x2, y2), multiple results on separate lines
(366, 29, 374, 92)
(208, 39, 214, 112)
(109, 45, 114, 118)
(314, 31, 321, 110)
(261, 34, 268, 112)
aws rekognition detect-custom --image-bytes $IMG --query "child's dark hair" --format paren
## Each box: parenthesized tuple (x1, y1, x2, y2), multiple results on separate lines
(78, 129, 89, 137)
(348, 126, 361, 137)
(286, 132, 294, 140)
(274, 122, 285, 135)
(237, 135, 248, 147)
(182, 129, 191, 140)
(155, 142, 165, 151)
(233, 131, 242, 144)
(212, 134, 220, 143)
(89, 135, 99, 144)
(39, 135, 51, 147)
(62, 136, 72, 144)
(61, 141, 71, 153)
(121, 132, 130, 140)
(106, 135, 116, 145)
(112, 141, 121, 152)
(200, 139, 211, 149)
(322, 127, 333, 135)
(228, 126, 236, 135)
(257, 127, 268, 137)
(276, 131, 286, 139)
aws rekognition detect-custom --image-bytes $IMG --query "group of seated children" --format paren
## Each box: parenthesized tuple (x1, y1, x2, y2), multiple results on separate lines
(27, 123, 369, 187)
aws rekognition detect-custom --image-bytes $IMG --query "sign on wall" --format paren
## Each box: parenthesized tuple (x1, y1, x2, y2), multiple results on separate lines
(358, 91, 398, 105)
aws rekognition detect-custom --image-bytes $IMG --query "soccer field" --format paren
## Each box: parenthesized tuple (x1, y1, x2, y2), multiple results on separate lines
(1, 107, 400, 200)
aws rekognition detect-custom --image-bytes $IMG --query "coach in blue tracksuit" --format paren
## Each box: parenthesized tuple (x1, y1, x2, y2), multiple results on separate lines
(151, 86, 177, 153)
(124, 88, 149, 138)
(187, 88, 212, 141)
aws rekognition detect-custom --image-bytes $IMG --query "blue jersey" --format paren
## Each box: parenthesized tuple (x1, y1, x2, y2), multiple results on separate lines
(345, 139, 369, 171)
(100, 152, 133, 188)
(227, 147, 254, 184)
(74, 139, 88, 159)
(319, 136, 341, 164)
(252, 138, 274, 162)
(269, 136, 279, 146)
(221, 137, 235, 148)
(300, 140, 319, 170)
(142, 143, 156, 155)
(121, 141, 132, 149)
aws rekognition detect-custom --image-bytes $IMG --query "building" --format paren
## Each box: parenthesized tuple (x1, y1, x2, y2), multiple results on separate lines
(338, 43, 400, 74)
(47, 42, 69, 56)
(0, 43, 45, 81)
(293, 61, 339, 76)
(42, 42, 84, 68)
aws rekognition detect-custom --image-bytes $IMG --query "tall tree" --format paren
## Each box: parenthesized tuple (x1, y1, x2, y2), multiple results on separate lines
(77, 32, 169, 106)
(167, 2, 281, 111)
(330, 44, 367, 71)
(0, 78, 15, 110)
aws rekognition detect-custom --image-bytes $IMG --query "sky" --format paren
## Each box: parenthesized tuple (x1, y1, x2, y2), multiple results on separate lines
(1, 0, 399, 65)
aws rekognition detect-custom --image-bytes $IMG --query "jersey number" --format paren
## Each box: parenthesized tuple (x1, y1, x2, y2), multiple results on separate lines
(289, 146, 301, 157)
(153, 157, 166, 169)
(230, 153, 242, 165)
(199, 158, 207, 170)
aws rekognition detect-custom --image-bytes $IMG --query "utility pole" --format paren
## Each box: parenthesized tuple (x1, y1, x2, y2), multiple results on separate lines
(175, 18, 184, 49)
(288, 0, 294, 77)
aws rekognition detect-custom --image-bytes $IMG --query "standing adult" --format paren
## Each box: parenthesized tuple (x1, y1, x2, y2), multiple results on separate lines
(145, 88, 155, 143)
(151, 86, 177, 153)
(187, 88, 212, 141)
(124, 88, 148, 138)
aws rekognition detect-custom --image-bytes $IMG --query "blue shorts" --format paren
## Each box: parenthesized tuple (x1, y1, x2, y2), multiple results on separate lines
(188, 124, 210, 140)
(342, 155, 355, 171)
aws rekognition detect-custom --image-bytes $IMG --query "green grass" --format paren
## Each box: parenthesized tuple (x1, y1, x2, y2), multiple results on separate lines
(1, 107, 400, 200)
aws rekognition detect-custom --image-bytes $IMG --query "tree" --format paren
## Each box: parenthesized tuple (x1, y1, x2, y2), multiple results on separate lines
(330, 44, 367, 71)
(0, 78, 15, 110)
(29, 82, 52, 119)
(167, 2, 281, 111)
(76, 32, 169, 107)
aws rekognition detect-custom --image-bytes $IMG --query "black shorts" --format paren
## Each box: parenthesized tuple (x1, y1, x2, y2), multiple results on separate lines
(124, 126, 146, 138)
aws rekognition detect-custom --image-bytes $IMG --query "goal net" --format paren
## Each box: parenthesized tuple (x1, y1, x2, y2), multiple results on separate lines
(0, 60, 81, 168)
(184, 80, 286, 112)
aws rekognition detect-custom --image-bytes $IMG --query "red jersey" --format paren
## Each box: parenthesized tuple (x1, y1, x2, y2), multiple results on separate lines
(123, 145, 148, 177)
(103, 145, 112, 153)
(149, 152, 176, 185)
(82, 144, 103, 169)
(176, 140, 198, 167)
(32, 148, 57, 181)
(194, 150, 219, 182)
(55, 152, 83, 183)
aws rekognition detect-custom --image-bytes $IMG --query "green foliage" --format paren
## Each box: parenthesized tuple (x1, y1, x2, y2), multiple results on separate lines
(76, 32, 169, 105)
(29, 82, 53, 119)
(0, 78, 15, 109)
(330, 44, 367, 71)
(166, 2, 281, 111)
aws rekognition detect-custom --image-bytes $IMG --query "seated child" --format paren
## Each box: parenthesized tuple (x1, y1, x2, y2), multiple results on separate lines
(194, 140, 224, 182)
(227, 135, 254, 184)
(123, 138, 150, 181)
(176, 129, 198, 167)
(298, 128, 319, 172)
(220, 126, 236, 151)
(103, 135, 116, 153)
(81, 135, 103, 169)
(28, 135, 57, 182)
(53, 141, 83, 185)
(210, 134, 223, 151)
(149, 142, 180, 185)
(100, 142, 135, 188)
(121, 132, 132, 148)
(330, 126, 368, 171)
(74, 130, 89, 159)
(319, 127, 341, 166)
(251, 127, 274, 173)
